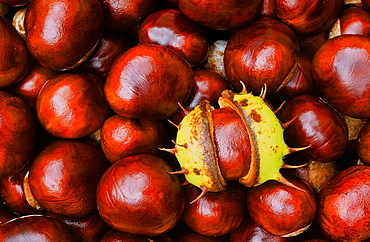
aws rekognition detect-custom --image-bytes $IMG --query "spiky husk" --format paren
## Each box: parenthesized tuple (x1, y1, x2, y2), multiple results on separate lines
(171, 87, 306, 196)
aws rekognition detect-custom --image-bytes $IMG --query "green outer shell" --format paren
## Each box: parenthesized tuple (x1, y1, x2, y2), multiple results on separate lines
(175, 101, 226, 192)
(226, 90, 291, 186)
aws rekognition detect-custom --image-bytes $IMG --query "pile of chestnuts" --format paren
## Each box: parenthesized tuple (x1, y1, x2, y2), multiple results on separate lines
(2, 0, 370, 241)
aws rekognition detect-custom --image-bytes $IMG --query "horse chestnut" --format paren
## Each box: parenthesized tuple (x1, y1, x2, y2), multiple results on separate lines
(0, 215, 80, 241)
(96, 154, 185, 236)
(312, 35, 370, 119)
(25, 0, 104, 70)
(27, 139, 109, 218)
(0, 15, 30, 88)
(0, 91, 36, 178)
(224, 17, 299, 95)
(178, 0, 263, 30)
(247, 175, 317, 237)
(317, 165, 370, 241)
(36, 72, 110, 139)
(105, 44, 194, 120)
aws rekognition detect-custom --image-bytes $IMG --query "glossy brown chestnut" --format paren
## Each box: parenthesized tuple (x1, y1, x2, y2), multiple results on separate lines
(100, 115, 168, 163)
(330, 5, 370, 38)
(178, 0, 263, 30)
(212, 106, 251, 180)
(25, 0, 104, 71)
(277, 94, 348, 163)
(7, 61, 58, 111)
(170, 222, 229, 242)
(171, 69, 230, 124)
(0, 0, 29, 6)
(275, 0, 344, 35)
(260, 0, 278, 18)
(36, 72, 111, 139)
(96, 154, 185, 236)
(101, 229, 149, 242)
(0, 215, 80, 241)
(0, 16, 31, 88)
(78, 30, 132, 81)
(138, 9, 209, 67)
(98, 0, 160, 32)
(224, 17, 299, 95)
(0, 164, 39, 215)
(229, 215, 298, 242)
(271, 52, 315, 105)
(247, 175, 317, 237)
(0, 91, 37, 178)
(185, 69, 230, 110)
(105, 44, 194, 120)
(0, 207, 16, 225)
(181, 182, 246, 236)
(312, 35, 370, 119)
(357, 120, 370, 165)
(46, 210, 110, 242)
(317, 165, 370, 241)
(28, 139, 110, 218)
(101, 228, 174, 242)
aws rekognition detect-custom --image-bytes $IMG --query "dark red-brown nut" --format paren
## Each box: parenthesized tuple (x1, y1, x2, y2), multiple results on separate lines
(297, 30, 329, 57)
(28, 139, 110, 218)
(317, 165, 370, 241)
(357, 120, 370, 165)
(101, 228, 174, 242)
(0, 91, 37, 178)
(98, 0, 160, 32)
(229, 215, 298, 242)
(100, 115, 168, 163)
(46, 210, 110, 242)
(212, 106, 251, 181)
(0, 208, 16, 226)
(259, 0, 277, 18)
(138, 9, 209, 67)
(171, 69, 230, 124)
(275, 0, 344, 35)
(278, 94, 348, 163)
(312, 35, 370, 119)
(0, 16, 31, 88)
(246, 175, 317, 237)
(0, 164, 39, 215)
(185, 69, 230, 110)
(96, 154, 185, 236)
(181, 182, 246, 236)
(78, 31, 132, 81)
(178, 0, 263, 30)
(329, 5, 370, 38)
(7, 61, 58, 111)
(0, 215, 80, 241)
(271, 52, 315, 105)
(105, 44, 194, 120)
(171, 222, 229, 242)
(0, 0, 29, 6)
(101, 229, 150, 242)
(24, 0, 104, 71)
(224, 17, 299, 95)
(36, 72, 110, 139)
